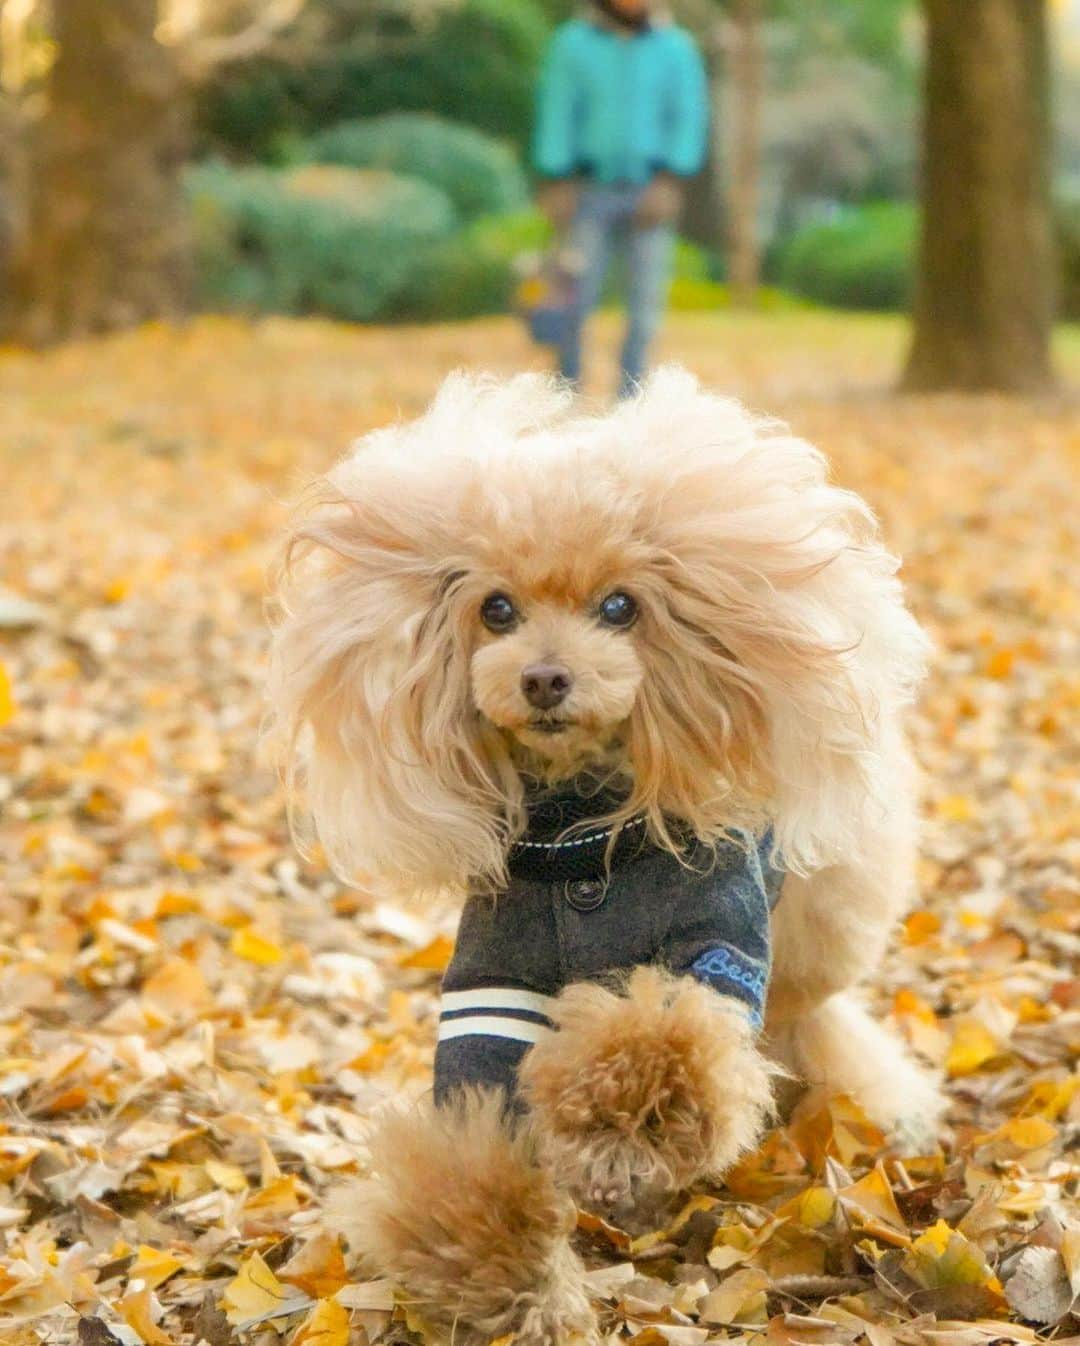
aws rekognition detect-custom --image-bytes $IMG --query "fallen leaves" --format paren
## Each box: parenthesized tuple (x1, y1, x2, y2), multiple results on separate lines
(0, 314, 1079, 1345)
(0, 660, 14, 727)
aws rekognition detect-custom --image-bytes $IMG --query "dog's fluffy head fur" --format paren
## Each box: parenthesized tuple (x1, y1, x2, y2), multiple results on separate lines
(269, 367, 928, 894)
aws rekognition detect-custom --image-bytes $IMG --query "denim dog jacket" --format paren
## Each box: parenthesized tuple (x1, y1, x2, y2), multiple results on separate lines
(434, 782, 782, 1105)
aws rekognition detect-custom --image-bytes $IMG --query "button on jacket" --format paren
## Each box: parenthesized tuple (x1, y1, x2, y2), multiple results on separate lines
(532, 18, 709, 185)
(434, 796, 781, 1105)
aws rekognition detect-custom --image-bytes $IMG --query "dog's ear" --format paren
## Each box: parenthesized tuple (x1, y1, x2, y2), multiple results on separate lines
(621, 370, 930, 873)
(266, 372, 572, 895)
(267, 481, 511, 897)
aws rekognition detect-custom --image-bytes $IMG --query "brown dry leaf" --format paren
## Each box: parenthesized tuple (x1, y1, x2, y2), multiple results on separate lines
(698, 1269, 771, 1325)
(630, 1195, 721, 1255)
(576, 1208, 632, 1252)
(1004, 1246, 1075, 1325)
(839, 1163, 910, 1246)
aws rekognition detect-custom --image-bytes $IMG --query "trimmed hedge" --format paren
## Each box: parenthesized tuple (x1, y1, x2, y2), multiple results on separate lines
(777, 201, 916, 311)
(309, 115, 528, 222)
(777, 197, 1080, 319)
(187, 161, 456, 322)
(391, 211, 550, 321)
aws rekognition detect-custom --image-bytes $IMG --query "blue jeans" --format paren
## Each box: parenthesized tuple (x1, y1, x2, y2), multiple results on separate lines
(559, 183, 674, 398)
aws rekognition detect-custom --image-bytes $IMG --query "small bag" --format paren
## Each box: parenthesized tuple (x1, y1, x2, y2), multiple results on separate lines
(514, 248, 583, 348)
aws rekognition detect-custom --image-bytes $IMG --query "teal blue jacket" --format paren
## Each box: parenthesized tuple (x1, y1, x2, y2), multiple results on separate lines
(532, 17, 708, 185)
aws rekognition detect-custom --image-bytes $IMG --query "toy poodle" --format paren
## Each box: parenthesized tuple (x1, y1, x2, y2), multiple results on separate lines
(268, 368, 944, 1345)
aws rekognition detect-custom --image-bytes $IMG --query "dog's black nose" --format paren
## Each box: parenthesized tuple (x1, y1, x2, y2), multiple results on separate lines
(521, 663, 574, 710)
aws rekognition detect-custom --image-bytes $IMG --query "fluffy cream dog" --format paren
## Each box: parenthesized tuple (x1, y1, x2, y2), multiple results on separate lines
(269, 368, 943, 1345)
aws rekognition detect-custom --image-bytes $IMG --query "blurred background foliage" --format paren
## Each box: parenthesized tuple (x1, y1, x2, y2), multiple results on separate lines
(2, 0, 1079, 338)
(177, 0, 1080, 324)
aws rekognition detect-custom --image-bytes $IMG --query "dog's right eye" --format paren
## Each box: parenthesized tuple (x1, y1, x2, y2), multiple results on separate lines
(480, 592, 518, 633)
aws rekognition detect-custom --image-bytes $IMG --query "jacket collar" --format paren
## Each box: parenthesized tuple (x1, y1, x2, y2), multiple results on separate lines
(584, 3, 672, 35)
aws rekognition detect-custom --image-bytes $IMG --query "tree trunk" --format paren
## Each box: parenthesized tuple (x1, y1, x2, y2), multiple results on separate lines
(4, 0, 191, 345)
(681, 23, 726, 255)
(725, 0, 764, 305)
(903, 0, 1055, 392)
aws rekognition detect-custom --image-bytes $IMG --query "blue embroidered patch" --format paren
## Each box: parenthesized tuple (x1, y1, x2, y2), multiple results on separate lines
(689, 944, 767, 1029)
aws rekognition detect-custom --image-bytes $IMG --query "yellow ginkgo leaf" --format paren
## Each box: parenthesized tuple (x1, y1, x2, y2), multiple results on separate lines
(279, 1231, 349, 1301)
(903, 1220, 1003, 1295)
(129, 1244, 186, 1290)
(992, 1116, 1058, 1150)
(398, 933, 455, 971)
(291, 1298, 350, 1346)
(119, 1285, 175, 1345)
(0, 661, 14, 728)
(230, 925, 285, 965)
(946, 1017, 1002, 1077)
(776, 1184, 836, 1230)
(936, 794, 975, 822)
(204, 1159, 249, 1192)
(221, 1250, 293, 1327)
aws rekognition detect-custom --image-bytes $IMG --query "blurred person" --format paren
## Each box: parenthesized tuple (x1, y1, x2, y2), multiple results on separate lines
(533, 0, 708, 398)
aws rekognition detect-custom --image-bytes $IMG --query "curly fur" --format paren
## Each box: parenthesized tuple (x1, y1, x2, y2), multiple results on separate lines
(519, 967, 774, 1223)
(327, 1091, 596, 1346)
(268, 367, 929, 897)
(271, 368, 945, 1333)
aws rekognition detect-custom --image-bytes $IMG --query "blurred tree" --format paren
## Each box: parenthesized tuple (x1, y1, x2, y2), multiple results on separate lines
(4, 0, 188, 344)
(678, 0, 917, 286)
(726, 0, 765, 302)
(904, 0, 1056, 391)
(1, 0, 304, 344)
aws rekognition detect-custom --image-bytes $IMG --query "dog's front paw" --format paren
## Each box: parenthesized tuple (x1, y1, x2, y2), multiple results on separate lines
(329, 1091, 597, 1346)
(520, 967, 773, 1225)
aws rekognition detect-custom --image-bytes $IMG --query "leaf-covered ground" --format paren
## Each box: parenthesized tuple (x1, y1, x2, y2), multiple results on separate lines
(1, 313, 1079, 1346)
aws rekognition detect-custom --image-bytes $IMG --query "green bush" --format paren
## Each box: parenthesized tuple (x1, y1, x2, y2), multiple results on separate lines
(392, 210, 550, 321)
(198, 0, 549, 160)
(186, 161, 456, 322)
(777, 201, 917, 311)
(309, 115, 528, 221)
(776, 198, 1080, 318)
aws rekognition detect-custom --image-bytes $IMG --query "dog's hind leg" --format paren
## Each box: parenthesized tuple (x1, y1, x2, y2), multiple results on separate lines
(768, 990, 945, 1147)
(766, 798, 946, 1145)
(326, 1090, 595, 1346)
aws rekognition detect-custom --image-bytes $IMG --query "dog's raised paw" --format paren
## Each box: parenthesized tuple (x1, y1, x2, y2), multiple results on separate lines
(521, 967, 774, 1222)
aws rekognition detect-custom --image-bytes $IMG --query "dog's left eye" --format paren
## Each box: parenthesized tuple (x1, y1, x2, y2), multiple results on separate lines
(597, 591, 638, 629)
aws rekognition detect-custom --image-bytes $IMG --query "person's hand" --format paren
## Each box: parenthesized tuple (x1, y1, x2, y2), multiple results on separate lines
(633, 173, 684, 228)
(536, 177, 581, 231)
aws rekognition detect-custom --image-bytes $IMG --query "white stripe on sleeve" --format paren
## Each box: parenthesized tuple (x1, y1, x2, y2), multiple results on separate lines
(440, 987, 554, 1017)
(437, 1016, 552, 1045)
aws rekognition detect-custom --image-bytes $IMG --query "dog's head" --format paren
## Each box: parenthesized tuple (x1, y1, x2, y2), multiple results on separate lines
(269, 368, 927, 894)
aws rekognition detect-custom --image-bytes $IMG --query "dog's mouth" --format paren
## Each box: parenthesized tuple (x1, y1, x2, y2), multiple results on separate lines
(528, 717, 575, 736)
